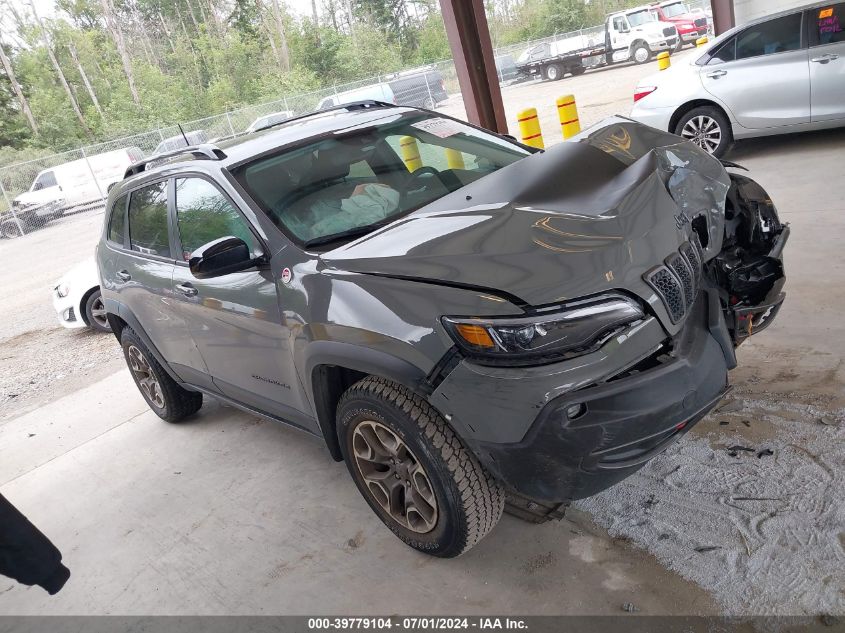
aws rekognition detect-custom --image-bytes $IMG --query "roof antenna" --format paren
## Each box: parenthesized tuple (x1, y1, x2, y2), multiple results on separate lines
(177, 123, 190, 147)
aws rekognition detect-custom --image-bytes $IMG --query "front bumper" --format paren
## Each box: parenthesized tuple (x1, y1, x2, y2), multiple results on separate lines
(433, 295, 731, 504)
(52, 289, 85, 329)
(680, 28, 708, 42)
(651, 38, 679, 51)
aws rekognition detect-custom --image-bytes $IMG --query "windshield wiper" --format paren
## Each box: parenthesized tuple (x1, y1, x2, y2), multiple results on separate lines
(303, 221, 392, 249)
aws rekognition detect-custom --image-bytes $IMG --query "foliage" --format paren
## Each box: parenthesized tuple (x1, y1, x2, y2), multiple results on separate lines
(0, 0, 664, 158)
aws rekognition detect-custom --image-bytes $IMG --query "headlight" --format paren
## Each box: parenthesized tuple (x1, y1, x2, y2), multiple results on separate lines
(442, 294, 644, 365)
(55, 283, 70, 298)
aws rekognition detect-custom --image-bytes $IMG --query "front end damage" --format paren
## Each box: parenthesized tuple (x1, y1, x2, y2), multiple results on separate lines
(327, 117, 788, 510)
(433, 119, 787, 508)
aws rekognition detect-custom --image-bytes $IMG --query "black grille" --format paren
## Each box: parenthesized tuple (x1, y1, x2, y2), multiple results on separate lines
(679, 242, 701, 285)
(644, 240, 702, 324)
(663, 27, 676, 37)
(694, 18, 707, 27)
(666, 253, 695, 309)
(645, 267, 685, 323)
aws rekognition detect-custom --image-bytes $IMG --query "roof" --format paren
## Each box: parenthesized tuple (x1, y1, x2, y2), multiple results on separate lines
(120, 102, 416, 185)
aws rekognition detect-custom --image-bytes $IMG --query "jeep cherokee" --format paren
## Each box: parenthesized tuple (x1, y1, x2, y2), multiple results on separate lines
(96, 102, 788, 557)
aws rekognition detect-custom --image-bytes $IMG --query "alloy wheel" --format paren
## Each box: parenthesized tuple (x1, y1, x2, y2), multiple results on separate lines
(89, 295, 110, 330)
(128, 345, 165, 409)
(352, 420, 438, 533)
(681, 115, 722, 154)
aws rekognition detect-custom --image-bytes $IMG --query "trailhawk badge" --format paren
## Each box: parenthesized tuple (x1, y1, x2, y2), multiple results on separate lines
(281, 267, 293, 284)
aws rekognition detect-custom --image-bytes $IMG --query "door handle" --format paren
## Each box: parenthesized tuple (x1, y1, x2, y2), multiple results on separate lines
(116, 270, 131, 282)
(706, 70, 727, 78)
(176, 282, 198, 297)
(811, 54, 839, 64)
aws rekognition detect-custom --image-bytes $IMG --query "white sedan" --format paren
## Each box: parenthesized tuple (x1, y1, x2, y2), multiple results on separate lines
(631, 2, 845, 157)
(52, 258, 110, 333)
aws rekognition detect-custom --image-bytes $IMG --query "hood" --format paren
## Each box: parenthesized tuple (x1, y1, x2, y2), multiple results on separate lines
(635, 20, 677, 36)
(323, 118, 730, 308)
(15, 189, 61, 207)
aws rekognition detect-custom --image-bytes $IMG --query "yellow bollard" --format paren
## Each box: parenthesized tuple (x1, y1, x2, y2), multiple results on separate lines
(696, 36, 709, 47)
(657, 51, 671, 71)
(517, 108, 545, 149)
(399, 136, 422, 172)
(445, 148, 465, 170)
(556, 95, 581, 140)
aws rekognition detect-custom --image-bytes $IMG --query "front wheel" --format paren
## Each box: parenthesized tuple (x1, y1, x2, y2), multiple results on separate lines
(675, 106, 733, 157)
(83, 289, 111, 333)
(337, 376, 504, 558)
(632, 43, 652, 64)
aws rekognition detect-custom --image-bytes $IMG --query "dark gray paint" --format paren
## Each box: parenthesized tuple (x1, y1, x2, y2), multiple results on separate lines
(96, 108, 779, 490)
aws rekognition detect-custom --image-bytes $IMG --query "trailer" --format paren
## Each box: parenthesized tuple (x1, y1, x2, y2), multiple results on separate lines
(516, 7, 680, 81)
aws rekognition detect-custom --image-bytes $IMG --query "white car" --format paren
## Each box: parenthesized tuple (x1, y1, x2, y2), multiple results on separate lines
(245, 110, 294, 133)
(52, 258, 110, 333)
(630, 1, 845, 157)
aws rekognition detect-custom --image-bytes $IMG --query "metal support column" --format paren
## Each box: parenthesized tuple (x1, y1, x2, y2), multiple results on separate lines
(710, 0, 736, 36)
(440, 0, 508, 134)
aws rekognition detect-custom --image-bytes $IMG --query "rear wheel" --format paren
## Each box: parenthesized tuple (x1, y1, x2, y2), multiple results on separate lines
(675, 106, 733, 157)
(337, 376, 504, 558)
(545, 63, 562, 81)
(570, 65, 586, 76)
(120, 327, 202, 422)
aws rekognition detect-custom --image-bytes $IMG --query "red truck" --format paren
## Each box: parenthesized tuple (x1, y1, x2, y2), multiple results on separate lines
(650, 1, 709, 49)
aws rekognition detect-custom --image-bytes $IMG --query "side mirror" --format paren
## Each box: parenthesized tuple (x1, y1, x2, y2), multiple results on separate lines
(189, 236, 261, 279)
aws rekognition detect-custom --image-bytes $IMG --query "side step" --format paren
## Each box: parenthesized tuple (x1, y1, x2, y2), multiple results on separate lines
(504, 493, 568, 524)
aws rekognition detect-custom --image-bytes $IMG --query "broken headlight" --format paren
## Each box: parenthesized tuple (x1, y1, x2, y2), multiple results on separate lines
(442, 294, 644, 365)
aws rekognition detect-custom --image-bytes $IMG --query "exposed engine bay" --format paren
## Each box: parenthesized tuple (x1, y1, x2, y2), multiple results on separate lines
(711, 172, 789, 345)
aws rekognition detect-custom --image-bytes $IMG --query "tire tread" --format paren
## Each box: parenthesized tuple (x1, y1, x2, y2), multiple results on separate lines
(340, 376, 504, 556)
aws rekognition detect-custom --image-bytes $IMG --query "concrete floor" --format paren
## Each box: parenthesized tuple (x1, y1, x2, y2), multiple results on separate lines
(1, 53, 844, 616)
(0, 371, 717, 615)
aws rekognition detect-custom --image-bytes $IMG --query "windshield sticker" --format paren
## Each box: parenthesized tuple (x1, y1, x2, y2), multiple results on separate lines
(411, 118, 463, 138)
(819, 7, 833, 18)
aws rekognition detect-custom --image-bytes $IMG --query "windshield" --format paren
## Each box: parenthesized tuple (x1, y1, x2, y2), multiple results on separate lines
(627, 9, 658, 26)
(661, 2, 689, 18)
(233, 112, 530, 247)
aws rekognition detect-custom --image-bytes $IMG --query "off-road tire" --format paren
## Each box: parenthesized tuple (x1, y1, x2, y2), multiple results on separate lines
(120, 326, 203, 423)
(337, 376, 504, 558)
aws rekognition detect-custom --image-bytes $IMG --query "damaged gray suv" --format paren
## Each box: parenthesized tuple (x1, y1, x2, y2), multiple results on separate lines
(97, 102, 788, 557)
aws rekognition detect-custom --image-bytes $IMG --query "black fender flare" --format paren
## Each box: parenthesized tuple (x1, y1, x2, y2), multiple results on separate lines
(304, 341, 429, 461)
(107, 299, 184, 384)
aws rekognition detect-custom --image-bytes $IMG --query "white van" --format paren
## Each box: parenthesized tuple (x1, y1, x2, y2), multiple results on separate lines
(316, 83, 396, 110)
(13, 146, 145, 217)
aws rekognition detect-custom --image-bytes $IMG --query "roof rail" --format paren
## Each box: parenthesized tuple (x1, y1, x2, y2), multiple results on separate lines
(249, 100, 397, 134)
(124, 144, 227, 179)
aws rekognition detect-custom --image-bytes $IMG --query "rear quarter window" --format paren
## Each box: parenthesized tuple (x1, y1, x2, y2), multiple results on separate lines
(811, 3, 845, 45)
(108, 194, 128, 246)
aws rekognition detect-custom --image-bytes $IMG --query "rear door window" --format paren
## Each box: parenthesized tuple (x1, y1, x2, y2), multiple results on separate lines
(810, 4, 845, 46)
(128, 181, 171, 258)
(735, 12, 803, 59)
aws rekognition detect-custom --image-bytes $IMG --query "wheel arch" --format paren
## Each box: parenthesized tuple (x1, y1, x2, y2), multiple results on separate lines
(78, 285, 100, 327)
(305, 341, 429, 462)
(669, 99, 733, 136)
(105, 301, 183, 384)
